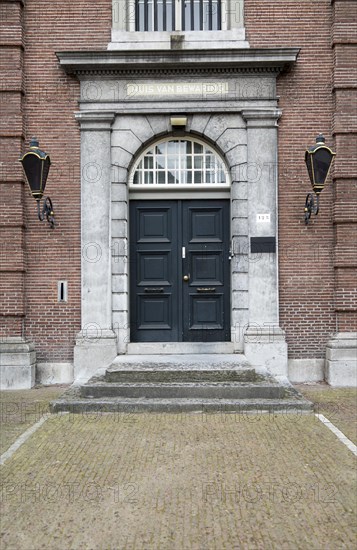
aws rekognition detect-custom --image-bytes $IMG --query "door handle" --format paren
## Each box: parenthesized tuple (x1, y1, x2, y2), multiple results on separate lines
(183, 275, 190, 282)
(197, 287, 216, 293)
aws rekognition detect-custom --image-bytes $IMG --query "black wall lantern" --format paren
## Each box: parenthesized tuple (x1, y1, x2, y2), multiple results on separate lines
(304, 134, 335, 224)
(19, 137, 55, 228)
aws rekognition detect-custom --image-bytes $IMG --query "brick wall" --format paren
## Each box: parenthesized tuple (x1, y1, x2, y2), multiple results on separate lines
(0, 0, 25, 339)
(331, 0, 357, 334)
(246, 0, 337, 358)
(1, 0, 111, 361)
(23, 0, 111, 361)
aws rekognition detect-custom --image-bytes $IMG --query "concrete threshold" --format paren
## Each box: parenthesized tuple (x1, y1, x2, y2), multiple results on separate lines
(127, 342, 235, 354)
(110, 353, 251, 369)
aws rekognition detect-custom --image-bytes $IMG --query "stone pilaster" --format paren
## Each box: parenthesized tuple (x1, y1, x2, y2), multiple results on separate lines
(73, 111, 118, 380)
(241, 109, 288, 376)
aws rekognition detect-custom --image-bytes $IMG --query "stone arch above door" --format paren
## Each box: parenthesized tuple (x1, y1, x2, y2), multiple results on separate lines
(111, 113, 247, 184)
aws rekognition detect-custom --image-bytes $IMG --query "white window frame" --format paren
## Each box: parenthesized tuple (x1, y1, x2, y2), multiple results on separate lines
(123, 0, 242, 32)
(176, 0, 182, 30)
(129, 136, 230, 190)
(130, 0, 221, 32)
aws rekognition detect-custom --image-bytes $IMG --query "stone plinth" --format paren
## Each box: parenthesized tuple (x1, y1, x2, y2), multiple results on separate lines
(0, 338, 36, 389)
(325, 333, 357, 387)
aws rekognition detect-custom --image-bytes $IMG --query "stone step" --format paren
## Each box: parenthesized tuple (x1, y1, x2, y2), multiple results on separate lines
(106, 368, 260, 383)
(106, 354, 256, 383)
(81, 382, 285, 400)
(50, 353, 313, 414)
(50, 396, 313, 414)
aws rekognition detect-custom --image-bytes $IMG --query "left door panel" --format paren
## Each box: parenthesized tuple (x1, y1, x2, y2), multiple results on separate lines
(130, 201, 179, 341)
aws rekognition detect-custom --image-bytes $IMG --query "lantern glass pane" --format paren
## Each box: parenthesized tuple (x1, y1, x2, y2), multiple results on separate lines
(312, 148, 332, 185)
(42, 157, 51, 194)
(305, 152, 314, 186)
(22, 154, 43, 195)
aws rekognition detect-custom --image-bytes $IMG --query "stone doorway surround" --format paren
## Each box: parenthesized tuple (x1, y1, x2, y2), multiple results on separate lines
(57, 48, 300, 381)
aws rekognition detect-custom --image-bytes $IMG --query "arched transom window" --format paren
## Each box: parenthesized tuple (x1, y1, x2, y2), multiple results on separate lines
(130, 137, 229, 188)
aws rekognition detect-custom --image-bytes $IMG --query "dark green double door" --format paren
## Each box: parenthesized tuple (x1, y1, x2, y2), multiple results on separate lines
(130, 200, 230, 342)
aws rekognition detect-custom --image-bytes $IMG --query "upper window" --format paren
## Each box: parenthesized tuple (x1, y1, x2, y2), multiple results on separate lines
(135, 0, 221, 31)
(130, 138, 229, 188)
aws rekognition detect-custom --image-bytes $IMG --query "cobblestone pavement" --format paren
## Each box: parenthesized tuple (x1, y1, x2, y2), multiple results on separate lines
(0, 386, 69, 454)
(295, 384, 357, 445)
(1, 407, 356, 550)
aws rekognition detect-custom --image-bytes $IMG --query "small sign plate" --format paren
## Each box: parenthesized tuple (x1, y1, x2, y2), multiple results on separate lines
(251, 237, 276, 254)
(256, 213, 271, 223)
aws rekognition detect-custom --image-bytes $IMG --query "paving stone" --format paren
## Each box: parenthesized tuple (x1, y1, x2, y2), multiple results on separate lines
(0, 412, 356, 549)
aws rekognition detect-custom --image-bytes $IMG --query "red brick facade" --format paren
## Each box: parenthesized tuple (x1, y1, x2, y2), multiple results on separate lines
(1, 1, 356, 373)
(246, 0, 336, 358)
(1, 0, 111, 362)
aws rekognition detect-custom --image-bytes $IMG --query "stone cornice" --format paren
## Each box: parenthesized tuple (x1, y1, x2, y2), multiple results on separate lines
(75, 111, 116, 130)
(56, 48, 300, 78)
(242, 108, 282, 127)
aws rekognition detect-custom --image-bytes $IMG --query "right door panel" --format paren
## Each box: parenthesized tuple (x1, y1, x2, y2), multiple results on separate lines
(182, 200, 230, 342)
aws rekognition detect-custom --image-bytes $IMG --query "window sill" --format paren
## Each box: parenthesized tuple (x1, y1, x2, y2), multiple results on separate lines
(108, 29, 249, 51)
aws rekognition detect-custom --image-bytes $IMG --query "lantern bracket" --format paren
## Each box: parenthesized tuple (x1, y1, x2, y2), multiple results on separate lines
(37, 197, 55, 228)
(304, 193, 319, 225)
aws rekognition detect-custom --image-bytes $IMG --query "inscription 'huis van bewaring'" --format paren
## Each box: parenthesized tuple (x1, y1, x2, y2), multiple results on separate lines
(126, 82, 229, 97)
